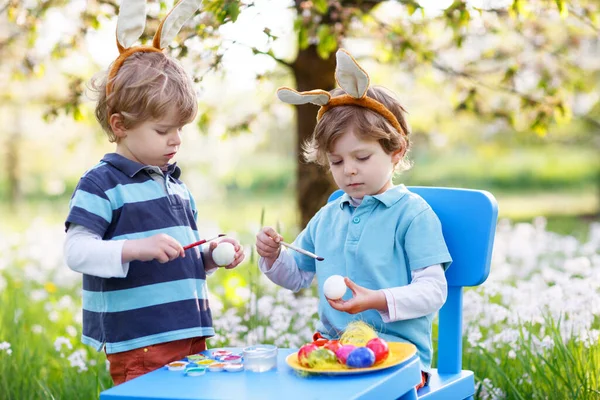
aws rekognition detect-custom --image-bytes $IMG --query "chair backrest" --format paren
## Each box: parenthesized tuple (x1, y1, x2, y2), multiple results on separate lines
(328, 186, 498, 374)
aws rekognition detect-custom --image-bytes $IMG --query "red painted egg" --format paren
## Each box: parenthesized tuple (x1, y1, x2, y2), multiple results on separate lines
(366, 338, 389, 363)
(323, 340, 342, 354)
(298, 343, 319, 367)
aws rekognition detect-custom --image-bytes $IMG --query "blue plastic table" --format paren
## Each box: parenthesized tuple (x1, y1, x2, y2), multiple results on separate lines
(100, 347, 422, 400)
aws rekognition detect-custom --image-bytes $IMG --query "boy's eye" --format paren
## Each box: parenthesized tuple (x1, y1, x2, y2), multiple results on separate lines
(357, 156, 371, 162)
(155, 130, 167, 135)
(330, 160, 342, 166)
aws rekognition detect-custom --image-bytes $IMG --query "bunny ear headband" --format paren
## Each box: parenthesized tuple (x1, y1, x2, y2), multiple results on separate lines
(277, 49, 406, 137)
(106, 0, 202, 96)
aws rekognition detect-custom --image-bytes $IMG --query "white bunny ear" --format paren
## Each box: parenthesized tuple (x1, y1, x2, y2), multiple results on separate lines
(154, 0, 202, 49)
(335, 49, 370, 99)
(116, 0, 147, 50)
(277, 87, 331, 106)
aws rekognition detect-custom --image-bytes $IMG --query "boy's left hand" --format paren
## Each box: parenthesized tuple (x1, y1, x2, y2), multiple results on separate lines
(327, 277, 387, 314)
(205, 238, 245, 271)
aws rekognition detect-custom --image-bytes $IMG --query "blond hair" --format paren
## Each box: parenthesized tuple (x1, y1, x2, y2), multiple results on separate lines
(303, 86, 411, 172)
(91, 52, 197, 142)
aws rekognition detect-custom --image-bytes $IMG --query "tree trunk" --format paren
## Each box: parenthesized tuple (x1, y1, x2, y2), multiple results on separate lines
(292, 46, 338, 228)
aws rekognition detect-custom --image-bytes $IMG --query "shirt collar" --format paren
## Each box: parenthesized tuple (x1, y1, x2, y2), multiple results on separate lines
(339, 184, 409, 209)
(101, 153, 181, 179)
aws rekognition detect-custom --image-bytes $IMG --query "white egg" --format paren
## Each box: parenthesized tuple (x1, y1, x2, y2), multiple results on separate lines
(323, 275, 347, 300)
(212, 242, 236, 266)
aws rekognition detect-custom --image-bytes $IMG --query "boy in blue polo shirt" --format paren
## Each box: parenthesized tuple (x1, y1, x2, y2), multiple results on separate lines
(64, 2, 244, 384)
(255, 50, 451, 388)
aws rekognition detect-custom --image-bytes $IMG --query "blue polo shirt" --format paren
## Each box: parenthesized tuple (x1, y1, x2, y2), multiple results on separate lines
(65, 153, 214, 354)
(292, 185, 452, 371)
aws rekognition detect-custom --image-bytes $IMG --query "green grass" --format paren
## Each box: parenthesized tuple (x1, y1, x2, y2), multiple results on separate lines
(465, 320, 600, 399)
(0, 276, 112, 399)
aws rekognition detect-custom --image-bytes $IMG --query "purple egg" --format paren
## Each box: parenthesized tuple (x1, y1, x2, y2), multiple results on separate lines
(346, 347, 375, 368)
(335, 344, 356, 364)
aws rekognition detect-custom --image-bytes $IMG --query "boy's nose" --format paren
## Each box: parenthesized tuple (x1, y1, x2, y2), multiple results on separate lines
(169, 132, 182, 146)
(344, 163, 357, 176)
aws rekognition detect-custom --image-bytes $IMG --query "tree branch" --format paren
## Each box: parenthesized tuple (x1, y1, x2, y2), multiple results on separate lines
(250, 47, 293, 69)
(568, 6, 600, 33)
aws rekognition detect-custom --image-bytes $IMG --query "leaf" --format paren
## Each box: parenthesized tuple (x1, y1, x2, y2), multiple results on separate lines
(316, 25, 337, 59)
(313, 0, 329, 15)
(509, 0, 524, 19)
(553, 102, 572, 125)
(555, 0, 568, 19)
(297, 25, 309, 50)
(73, 106, 84, 122)
(226, 2, 240, 22)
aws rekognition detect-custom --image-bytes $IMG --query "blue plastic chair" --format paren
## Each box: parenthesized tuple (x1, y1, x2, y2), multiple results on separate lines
(328, 186, 498, 400)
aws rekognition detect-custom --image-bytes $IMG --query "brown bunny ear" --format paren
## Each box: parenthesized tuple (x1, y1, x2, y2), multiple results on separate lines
(116, 0, 147, 52)
(153, 0, 202, 50)
(277, 87, 331, 106)
(335, 49, 370, 99)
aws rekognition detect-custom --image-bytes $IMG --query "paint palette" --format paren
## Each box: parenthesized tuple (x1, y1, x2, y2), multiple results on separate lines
(285, 342, 416, 375)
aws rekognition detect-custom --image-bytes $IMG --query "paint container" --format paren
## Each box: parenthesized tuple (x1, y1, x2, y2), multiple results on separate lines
(224, 364, 243, 372)
(242, 344, 278, 373)
(222, 355, 243, 364)
(187, 354, 207, 362)
(166, 361, 187, 371)
(185, 366, 207, 376)
(212, 350, 232, 358)
(208, 363, 227, 372)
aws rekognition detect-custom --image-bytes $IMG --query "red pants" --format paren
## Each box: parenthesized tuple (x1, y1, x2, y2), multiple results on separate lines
(106, 337, 206, 385)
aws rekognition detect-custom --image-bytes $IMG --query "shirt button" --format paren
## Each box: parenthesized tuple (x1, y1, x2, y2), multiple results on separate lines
(353, 217, 360, 224)
(143, 348, 148, 353)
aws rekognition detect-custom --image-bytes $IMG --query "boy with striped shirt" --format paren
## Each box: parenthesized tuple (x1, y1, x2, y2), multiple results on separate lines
(64, 51, 244, 385)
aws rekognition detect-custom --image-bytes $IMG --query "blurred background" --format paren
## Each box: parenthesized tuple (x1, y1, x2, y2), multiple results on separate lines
(0, 1, 599, 399)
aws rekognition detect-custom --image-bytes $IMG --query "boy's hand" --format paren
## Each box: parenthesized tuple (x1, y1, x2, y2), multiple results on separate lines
(327, 277, 387, 314)
(204, 238, 245, 271)
(122, 234, 184, 263)
(255, 227, 283, 270)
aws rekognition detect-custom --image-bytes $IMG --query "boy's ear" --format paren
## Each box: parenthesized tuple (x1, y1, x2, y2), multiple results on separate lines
(109, 113, 127, 138)
(391, 149, 404, 164)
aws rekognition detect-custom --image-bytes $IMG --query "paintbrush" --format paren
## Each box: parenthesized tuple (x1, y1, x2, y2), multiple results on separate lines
(280, 241, 324, 261)
(184, 234, 226, 250)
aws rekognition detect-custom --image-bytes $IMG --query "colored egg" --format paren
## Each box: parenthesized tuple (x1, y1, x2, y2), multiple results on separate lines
(313, 338, 329, 347)
(323, 340, 342, 354)
(297, 343, 319, 367)
(335, 344, 356, 364)
(346, 347, 375, 368)
(366, 338, 390, 363)
(305, 348, 338, 368)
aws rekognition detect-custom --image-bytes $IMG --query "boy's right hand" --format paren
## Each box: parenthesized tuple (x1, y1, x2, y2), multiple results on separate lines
(255, 227, 283, 269)
(122, 234, 185, 264)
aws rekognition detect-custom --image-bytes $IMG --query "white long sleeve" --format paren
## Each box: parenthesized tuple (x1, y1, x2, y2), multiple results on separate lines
(64, 224, 130, 278)
(259, 253, 447, 320)
(258, 249, 315, 292)
(65, 224, 218, 278)
(377, 264, 447, 322)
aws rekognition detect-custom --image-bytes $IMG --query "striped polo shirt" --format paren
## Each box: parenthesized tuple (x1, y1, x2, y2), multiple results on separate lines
(65, 153, 214, 354)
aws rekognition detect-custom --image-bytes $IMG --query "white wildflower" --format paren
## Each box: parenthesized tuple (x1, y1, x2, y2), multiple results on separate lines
(54, 336, 73, 353)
